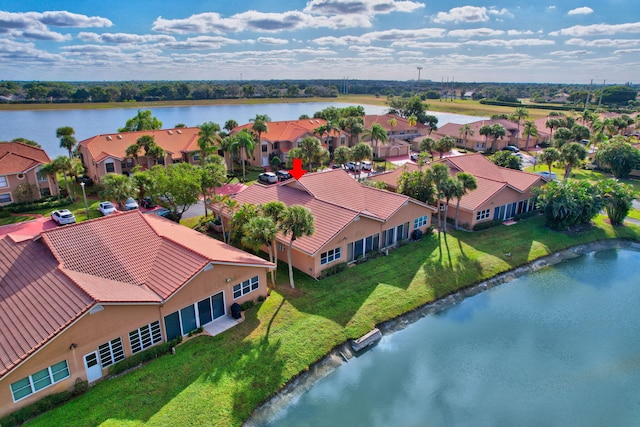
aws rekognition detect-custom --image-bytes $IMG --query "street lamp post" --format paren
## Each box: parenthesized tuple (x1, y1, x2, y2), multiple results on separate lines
(80, 182, 90, 220)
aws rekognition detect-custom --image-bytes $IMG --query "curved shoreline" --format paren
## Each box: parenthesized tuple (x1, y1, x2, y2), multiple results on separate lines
(244, 239, 640, 426)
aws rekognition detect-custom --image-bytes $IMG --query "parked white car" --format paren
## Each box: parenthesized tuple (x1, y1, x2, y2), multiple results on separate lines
(98, 201, 117, 216)
(51, 209, 76, 225)
(361, 161, 372, 171)
(125, 197, 139, 210)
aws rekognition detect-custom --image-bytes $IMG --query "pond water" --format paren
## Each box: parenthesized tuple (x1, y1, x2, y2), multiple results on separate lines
(257, 248, 640, 427)
(0, 103, 483, 158)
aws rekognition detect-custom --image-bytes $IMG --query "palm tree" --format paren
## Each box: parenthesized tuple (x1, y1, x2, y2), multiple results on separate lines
(407, 114, 417, 127)
(101, 173, 137, 209)
(435, 136, 456, 158)
(479, 124, 492, 151)
(241, 216, 277, 283)
(440, 176, 460, 233)
(539, 147, 561, 177)
(522, 120, 538, 150)
(125, 143, 141, 165)
(145, 143, 165, 167)
(260, 201, 287, 285)
(235, 129, 256, 179)
(220, 135, 239, 172)
(197, 121, 221, 166)
(279, 205, 315, 289)
(489, 123, 506, 152)
(513, 107, 529, 142)
(452, 172, 477, 229)
(427, 163, 450, 231)
(419, 137, 436, 160)
(38, 162, 58, 196)
(52, 156, 74, 200)
(545, 118, 561, 140)
(56, 126, 76, 158)
(363, 123, 388, 158)
(560, 142, 587, 180)
(458, 124, 474, 149)
(224, 119, 238, 134)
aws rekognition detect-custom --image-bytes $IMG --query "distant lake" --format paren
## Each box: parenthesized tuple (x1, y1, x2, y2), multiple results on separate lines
(0, 103, 483, 158)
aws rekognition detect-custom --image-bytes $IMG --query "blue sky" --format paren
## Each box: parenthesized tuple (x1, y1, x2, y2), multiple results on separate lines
(0, 0, 638, 83)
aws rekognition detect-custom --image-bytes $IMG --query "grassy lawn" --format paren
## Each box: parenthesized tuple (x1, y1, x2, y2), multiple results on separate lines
(23, 215, 640, 427)
(0, 214, 36, 226)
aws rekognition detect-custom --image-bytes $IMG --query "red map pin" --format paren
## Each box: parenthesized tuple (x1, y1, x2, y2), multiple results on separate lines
(289, 158, 307, 180)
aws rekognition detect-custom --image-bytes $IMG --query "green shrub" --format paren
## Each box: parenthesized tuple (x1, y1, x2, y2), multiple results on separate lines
(107, 336, 182, 376)
(0, 210, 11, 218)
(240, 300, 255, 311)
(473, 219, 503, 231)
(0, 390, 73, 427)
(3, 196, 71, 213)
(319, 262, 347, 279)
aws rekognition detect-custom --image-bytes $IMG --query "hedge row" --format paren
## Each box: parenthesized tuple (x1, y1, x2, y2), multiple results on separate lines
(108, 336, 183, 376)
(1, 196, 71, 213)
(479, 99, 576, 111)
(0, 381, 88, 427)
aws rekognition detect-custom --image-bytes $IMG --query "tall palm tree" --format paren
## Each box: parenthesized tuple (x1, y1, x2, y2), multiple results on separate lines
(197, 121, 221, 165)
(545, 118, 561, 141)
(479, 124, 492, 151)
(38, 162, 58, 196)
(279, 205, 315, 289)
(489, 123, 506, 152)
(241, 216, 277, 281)
(220, 135, 239, 172)
(125, 143, 141, 165)
(513, 107, 529, 142)
(435, 136, 456, 158)
(459, 124, 473, 149)
(522, 120, 538, 150)
(145, 142, 165, 167)
(52, 156, 74, 200)
(235, 129, 256, 179)
(363, 123, 388, 158)
(224, 119, 238, 134)
(539, 147, 561, 177)
(419, 137, 436, 160)
(560, 142, 587, 180)
(427, 163, 450, 231)
(452, 172, 477, 229)
(260, 201, 287, 285)
(56, 126, 76, 158)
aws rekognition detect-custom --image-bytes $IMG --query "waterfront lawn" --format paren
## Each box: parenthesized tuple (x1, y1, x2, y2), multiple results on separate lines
(24, 215, 640, 427)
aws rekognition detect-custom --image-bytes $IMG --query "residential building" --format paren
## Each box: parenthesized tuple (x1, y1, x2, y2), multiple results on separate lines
(77, 127, 202, 182)
(433, 119, 521, 152)
(362, 114, 429, 157)
(232, 118, 346, 167)
(0, 211, 274, 417)
(369, 154, 546, 229)
(0, 142, 58, 205)
(218, 169, 435, 278)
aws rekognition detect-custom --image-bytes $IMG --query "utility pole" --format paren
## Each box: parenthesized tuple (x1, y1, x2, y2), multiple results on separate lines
(597, 79, 605, 109)
(584, 79, 593, 110)
(416, 67, 423, 94)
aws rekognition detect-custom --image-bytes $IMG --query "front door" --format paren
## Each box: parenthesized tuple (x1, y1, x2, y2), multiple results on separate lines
(212, 292, 225, 320)
(84, 351, 102, 383)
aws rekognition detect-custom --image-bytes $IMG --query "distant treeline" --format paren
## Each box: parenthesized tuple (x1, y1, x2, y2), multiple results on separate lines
(0, 79, 637, 110)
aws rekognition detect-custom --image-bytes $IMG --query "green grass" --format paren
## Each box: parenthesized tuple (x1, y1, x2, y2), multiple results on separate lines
(22, 215, 640, 427)
(525, 164, 640, 193)
(0, 214, 36, 226)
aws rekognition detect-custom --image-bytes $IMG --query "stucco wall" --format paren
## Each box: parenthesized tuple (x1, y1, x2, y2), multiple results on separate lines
(0, 264, 269, 417)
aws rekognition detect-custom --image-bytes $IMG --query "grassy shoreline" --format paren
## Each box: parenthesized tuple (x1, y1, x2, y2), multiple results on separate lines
(21, 215, 640, 427)
(0, 95, 555, 119)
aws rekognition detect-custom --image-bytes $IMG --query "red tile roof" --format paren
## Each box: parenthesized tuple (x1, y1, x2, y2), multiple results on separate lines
(232, 169, 432, 255)
(0, 142, 52, 175)
(0, 236, 93, 379)
(364, 113, 430, 133)
(233, 118, 328, 142)
(0, 211, 273, 380)
(79, 127, 200, 162)
(370, 154, 545, 211)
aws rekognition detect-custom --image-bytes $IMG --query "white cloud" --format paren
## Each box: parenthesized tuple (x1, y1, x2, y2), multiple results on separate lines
(432, 6, 490, 23)
(566, 38, 640, 48)
(257, 37, 289, 45)
(448, 28, 505, 38)
(614, 48, 640, 54)
(162, 36, 241, 50)
(0, 10, 111, 42)
(488, 8, 513, 18)
(507, 30, 534, 36)
(33, 11, 113, 27)
(549, 50, 592, 57)
(78, 32, 176, 44)
(464, 38, 555, 47)
(391, 41, 461, 49)
(60, 44, 122, 54)
(568, 7, 594, 16)
(550, 21, 640, 37)
(303, 0, 424, 16)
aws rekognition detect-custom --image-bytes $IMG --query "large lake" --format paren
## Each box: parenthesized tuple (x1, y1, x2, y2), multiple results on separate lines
(0, 102, 483, 158)
(256, 248, 640, 427)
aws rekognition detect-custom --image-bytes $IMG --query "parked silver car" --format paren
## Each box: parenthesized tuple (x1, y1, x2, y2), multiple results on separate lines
(258, 172, 278, 184)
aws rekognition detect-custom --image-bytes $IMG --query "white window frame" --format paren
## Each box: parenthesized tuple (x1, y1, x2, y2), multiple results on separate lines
(129, 321, 163, 354)
(0, 176, 7, 188)
(233, 276, 259, 299)
(413, 215, 428, 228)
(320, 247, 341, 265)
(476, 209, 491, 221)
(10, 360, 70, 402)
(98, 337, 125, 368)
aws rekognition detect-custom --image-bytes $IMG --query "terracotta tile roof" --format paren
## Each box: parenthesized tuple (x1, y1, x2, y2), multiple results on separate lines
(233, 119, 328, 142)
(0, 236, 93, 379)
(0, 142, 52, 175)
(1, 210, 273, 381)
(79, 127, 200, 163)
(370, 154, 545, 211)
(232, 170, 432, 255)
(364, 114, 430, 132)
